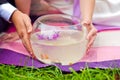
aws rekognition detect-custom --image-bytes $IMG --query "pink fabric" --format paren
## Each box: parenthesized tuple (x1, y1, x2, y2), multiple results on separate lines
(6, 24, 16, 33)
(1, 28, 120, 63)
(0, 40, 30, 56)
(1, 0, 119, 65)
(81, 46, 120, 62)
(1, 41, 120, 63)
(0, 24, 29, 56)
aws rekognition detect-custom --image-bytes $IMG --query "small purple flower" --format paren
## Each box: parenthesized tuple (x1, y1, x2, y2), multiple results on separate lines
(36, 34, 44, 40)
(52, 31, 59, 39)
(36, 30, 60, 40)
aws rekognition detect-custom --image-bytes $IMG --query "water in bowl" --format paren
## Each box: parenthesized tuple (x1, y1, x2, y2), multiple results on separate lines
(31, 14, 87, 65)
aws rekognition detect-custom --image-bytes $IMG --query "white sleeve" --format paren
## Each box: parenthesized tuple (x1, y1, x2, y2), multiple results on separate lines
(0, 3, 17, 21)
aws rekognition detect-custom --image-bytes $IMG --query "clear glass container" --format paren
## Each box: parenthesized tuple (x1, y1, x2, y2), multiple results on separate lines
(31, 14, 88, 65)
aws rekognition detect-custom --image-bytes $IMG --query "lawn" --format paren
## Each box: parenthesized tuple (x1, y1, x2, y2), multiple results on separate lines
(0, 64, 120, 80)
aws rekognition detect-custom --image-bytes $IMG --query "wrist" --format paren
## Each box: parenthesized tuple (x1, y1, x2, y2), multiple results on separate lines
(10, 10, 22, 22)
(81, 19, 92, 26)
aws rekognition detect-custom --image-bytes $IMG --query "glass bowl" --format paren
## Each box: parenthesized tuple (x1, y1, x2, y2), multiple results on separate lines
(31, 14, 88, 65)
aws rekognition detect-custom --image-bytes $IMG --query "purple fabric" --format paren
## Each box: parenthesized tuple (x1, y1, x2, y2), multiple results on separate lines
(95, 25, 120, 31)
(1, 23, 120, 72)
(1, 25, 120, 72)
(1, 48, 120, 72)
(1, 0, 120, 72)
(73, 0, 80, 18)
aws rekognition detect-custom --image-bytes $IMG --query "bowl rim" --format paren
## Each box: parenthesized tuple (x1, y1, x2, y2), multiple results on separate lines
(32, 14, 88, 46)
(33, 14, 81, 29)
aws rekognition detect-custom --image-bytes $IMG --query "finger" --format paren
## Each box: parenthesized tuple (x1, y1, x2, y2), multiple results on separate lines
(0, 35, 7, 41)
(40, 0, 50, 9)
(0, 33, 13, 41)
(87, 35, 96, 48)
(86, 34, 96, 52)
(0, 32, 7, 37)
(22, 38, 36, 58)
(21, 33, 36, 58)
(3, 35, 19, 42)
(23, 14, 33, 33)
(0, 32, 19, 42)
(87, 28, 97, 40)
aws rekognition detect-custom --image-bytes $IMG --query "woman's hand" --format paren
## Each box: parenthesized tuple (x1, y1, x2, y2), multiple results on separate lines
(81, 20, 97, 51)
(31, 0, 61, 16)
(11, 10, 35, 58)
(80, 0, 96, 51)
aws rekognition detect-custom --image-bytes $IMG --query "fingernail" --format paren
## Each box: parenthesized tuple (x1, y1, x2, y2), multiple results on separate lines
(30, 52, 34, 56)
(28, 29, 32, 33)
(30, 52, 36, 59)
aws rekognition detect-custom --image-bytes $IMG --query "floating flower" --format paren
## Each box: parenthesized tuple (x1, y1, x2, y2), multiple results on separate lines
(37, 30, 60, 40)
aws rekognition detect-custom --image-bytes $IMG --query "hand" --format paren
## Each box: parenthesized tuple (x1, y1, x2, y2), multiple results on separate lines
(31, 0, 61, 15)
(11, 10, 35, 58)
(0, 32, 19, 42)
(40, 0, 61, 14)
(81, 20, 97, 51)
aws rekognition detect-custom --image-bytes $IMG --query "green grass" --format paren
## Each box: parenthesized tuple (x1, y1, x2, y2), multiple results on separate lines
(0, 64, 120, 80)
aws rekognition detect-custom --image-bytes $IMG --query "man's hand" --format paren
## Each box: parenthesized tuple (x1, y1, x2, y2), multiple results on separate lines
(11, 10, 35, 58)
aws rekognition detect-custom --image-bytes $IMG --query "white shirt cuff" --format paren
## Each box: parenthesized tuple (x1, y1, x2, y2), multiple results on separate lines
(0, 3, 17, 21)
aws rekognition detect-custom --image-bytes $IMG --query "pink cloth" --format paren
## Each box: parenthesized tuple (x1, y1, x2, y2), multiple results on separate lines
(6, 24, 16, 33)
(0, 40, 30, 56)
(81, 46, 120, 62)
(1, 26, 120, 63)
(1, 40, 120, 63)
